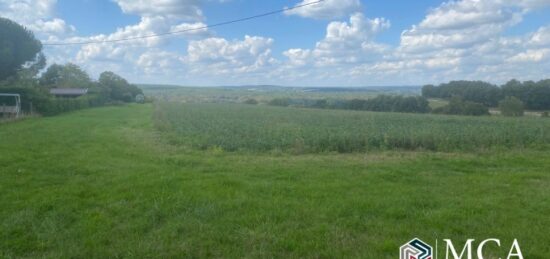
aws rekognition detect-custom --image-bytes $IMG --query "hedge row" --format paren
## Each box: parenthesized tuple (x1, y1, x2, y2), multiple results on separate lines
(0, 86, 109, 116)
(37, 96, 107, 116)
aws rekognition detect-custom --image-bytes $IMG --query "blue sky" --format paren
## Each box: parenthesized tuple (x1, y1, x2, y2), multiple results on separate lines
(2, 0, 550, 86)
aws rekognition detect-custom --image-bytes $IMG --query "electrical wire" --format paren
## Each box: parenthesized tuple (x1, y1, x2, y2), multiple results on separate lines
(42, 0, 325, 46)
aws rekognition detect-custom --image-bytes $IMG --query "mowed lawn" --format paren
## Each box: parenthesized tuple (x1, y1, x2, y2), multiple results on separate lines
(1, 104, 550, 258)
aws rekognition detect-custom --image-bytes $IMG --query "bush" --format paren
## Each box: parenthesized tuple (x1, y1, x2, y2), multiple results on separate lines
(499, 96, 524, 117)
(268, 98, 291, 107)
(312, 99, 328, 109)
(243, 98, 258, 105)
(36, 95, 106, 116)
(542, 112, 549, 118)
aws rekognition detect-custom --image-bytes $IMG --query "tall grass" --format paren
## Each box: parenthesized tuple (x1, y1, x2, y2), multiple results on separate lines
(155, 102, 550, 153)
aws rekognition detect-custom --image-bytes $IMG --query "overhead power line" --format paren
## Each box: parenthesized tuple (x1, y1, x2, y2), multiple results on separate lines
(43, 0, 325, 46)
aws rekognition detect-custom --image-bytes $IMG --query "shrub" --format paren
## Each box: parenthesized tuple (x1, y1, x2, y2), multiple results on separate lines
(499, 96, 524, 117)
(542, 112, 549, 118)
(36, 95, 106, 116)
(312, 99, 328, 109)
(243, 98, 258, 105)
(268, 98, 291, 107)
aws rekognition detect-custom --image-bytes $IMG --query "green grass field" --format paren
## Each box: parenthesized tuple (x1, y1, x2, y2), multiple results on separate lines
(1, 104, 550, 258)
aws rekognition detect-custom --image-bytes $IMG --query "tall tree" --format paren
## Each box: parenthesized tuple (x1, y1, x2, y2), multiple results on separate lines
(0, 18, 43, 81)
(99, 71, 143, 102)
(40, 63, 92, 88)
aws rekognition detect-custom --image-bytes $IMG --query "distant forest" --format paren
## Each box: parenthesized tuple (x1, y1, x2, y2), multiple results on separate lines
(263, 80, 550, 117)
(422, 80, 550, 110)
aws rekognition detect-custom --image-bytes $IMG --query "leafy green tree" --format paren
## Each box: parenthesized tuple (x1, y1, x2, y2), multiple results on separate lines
(0, 18, 43, 81)
(501, 79, 550, 110)
(422, 81, 502, 107)
(499, 96, 524, 117)
(40, 63, 93, 88)
(99, 71, 142, 102)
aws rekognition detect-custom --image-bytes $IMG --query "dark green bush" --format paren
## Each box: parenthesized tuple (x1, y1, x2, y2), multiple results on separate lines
(268, 98, 291, 107)
(36, 95, 106, 116)
(243, 98, 258, 105)
(499, 96, 524, 117)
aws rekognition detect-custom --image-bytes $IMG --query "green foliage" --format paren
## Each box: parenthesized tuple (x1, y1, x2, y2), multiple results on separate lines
(499, 96, 524, 117)
(268, 97, 291, 107)
(156, 102, 550, 153)
(542, 111, 549, 118)
(39, 63, 93, 89)
(243, 98, 258, 105)
(36, 95, 107, 116)
(345, 95, 431, 113)
(423, 79, 550, 111)
(312, 99, 328, 109)
(433, 97, 489, 116)
(0, 83, 49, 113)
(422, 81, 502, 107)
(99, 71, 143, 102)
(502, 79, 550, 110)
(267, 95, 431, 114)
(0, 18, 43, 81)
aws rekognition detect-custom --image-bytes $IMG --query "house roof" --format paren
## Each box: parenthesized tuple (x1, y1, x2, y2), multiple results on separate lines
(50, 88, 88, 96)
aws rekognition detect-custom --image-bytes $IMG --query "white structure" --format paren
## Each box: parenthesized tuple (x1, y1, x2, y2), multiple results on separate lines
(0, 93, 21, 118)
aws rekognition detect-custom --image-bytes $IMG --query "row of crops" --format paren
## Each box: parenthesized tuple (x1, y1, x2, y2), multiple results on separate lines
(155, 102, 550, 153)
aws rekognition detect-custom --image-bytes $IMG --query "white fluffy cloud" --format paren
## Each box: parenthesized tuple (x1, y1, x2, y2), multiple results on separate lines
(283, 13, 390, 68)
(0, 0, 75, 37)
(400, 0, 524, 53)
(362, 0, 550, 84)
(285, 0, 361, 20)
(3, 0, 550, 86)
(41, 0, 211, 82)
(185, 35, 277, 75)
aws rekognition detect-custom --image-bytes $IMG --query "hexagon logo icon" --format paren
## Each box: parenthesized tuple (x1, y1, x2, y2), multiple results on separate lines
(400, 238, 433, 259)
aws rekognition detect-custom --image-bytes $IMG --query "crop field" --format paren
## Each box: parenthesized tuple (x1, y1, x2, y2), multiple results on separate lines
(155, 102, 550, 153)
(141, 85, 420, 104)
(1, 104, 550, 258)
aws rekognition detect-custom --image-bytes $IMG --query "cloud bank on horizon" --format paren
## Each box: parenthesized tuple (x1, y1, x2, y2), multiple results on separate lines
(1, 0, 550, 86)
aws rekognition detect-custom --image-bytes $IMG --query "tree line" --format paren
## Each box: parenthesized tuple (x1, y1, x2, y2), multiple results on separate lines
(423, 80, 550, 111)
(0, 17, 143, 116)
(267, 95, 431, 114)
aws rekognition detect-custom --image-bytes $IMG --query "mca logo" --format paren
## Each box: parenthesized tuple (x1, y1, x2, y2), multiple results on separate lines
(400, 238, 433, 259)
